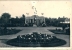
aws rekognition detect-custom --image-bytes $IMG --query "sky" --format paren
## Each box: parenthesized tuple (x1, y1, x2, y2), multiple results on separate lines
(0, 1, 72, 18)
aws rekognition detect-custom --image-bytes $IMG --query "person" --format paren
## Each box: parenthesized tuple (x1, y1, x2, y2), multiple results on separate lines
(56, 28, 57, 31)
(62, 24, 66, 31)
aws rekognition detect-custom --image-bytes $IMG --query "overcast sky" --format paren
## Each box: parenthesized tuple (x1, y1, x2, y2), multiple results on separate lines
(0, 1, 72, 18)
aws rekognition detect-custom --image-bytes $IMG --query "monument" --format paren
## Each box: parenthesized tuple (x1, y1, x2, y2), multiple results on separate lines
(33, 15, 37, 27)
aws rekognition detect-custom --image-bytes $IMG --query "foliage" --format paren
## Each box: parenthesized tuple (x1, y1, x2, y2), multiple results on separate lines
(0, 12, 70, 27)
(0, 13, 11, 33)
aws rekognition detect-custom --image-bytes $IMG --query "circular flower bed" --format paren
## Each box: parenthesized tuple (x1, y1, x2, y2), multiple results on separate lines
(6, 32, 66, 47)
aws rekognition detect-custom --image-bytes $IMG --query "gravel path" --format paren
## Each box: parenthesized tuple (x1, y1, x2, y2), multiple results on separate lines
(0, 27, 70, 47)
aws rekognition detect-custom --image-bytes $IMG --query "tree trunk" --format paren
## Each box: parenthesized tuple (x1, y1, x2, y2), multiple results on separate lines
(4, 24, 7, 34)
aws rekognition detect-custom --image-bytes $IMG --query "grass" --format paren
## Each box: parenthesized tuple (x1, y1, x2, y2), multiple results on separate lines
(48, 29, 70, 35)
(0, 28, 21, 36)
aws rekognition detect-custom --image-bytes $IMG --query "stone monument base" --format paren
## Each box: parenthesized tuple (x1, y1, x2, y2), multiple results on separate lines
(33, 24, 37, 27)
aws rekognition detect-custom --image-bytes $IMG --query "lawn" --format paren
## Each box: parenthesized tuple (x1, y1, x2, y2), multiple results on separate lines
(48, 29, 70, 35)
(0, 28, 21, 36)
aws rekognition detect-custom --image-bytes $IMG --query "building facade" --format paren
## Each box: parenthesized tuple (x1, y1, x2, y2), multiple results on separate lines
(25, 15, 45, 26)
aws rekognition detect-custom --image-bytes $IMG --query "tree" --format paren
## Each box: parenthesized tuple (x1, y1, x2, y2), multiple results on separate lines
(10, 18, 16, 27)
(20, 14, 25, 26)
(22, 14, 25, 24)
(1, 13, 11, 33)
(1, 13, 11, 24)
(45, 18, 50, 26)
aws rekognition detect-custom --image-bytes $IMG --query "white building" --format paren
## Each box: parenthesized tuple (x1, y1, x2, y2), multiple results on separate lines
(60, 18, 70, 24)
(25, 15, 45, 26)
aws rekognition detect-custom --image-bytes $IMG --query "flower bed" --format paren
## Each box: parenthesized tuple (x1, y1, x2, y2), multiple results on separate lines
(6, 32, 66, 47)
